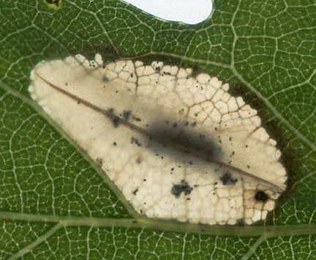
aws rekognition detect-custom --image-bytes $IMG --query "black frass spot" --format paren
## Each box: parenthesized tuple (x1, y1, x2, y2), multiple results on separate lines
(107, 108, 120, 128)
(220, 172, 238, 185)
(254, 191, 269, 202)
(132, 116, 142, 122)
(122, 110, 131, 121)
(171, 180, 193, 198)
(131, 137, 142, 147)
(146, 120, 224, 164)
(112, 118, 120, 128)
(133, 188, 139, 195)
(236, 218, 245, 225)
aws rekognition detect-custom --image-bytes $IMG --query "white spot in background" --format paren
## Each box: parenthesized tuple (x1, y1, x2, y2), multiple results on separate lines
(122, 0, 213, 24)
(29, 54, 287, 225)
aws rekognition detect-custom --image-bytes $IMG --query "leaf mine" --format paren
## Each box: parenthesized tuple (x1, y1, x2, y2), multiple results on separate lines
(28, 54, 287, 225)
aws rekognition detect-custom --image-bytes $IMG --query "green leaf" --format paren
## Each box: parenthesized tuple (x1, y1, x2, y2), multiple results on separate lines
(1, 0, 316, 258)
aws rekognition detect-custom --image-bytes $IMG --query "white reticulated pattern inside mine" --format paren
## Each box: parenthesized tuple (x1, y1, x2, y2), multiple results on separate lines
(29, 54, 287, 225)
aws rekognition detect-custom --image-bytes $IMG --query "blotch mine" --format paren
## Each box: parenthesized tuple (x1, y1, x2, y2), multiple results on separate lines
(29, 54, 287, 226)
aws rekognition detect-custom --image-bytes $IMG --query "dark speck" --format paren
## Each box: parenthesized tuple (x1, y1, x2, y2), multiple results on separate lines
(133, 188, 139, 195)
(123, 110, 131, 120)
(136, 157, 142, 164)
(113, 142, 117, 146)
(254, 191, 269, 202)
(220, 172, 238, 185)
(171, 180, 193, 198)
(107, 108, 120, 128)
(102, 75, 109, 82)
(131, 137, 142, 147)
(133, 116, 142, 122)
(112, 118, 120, 128)
(236, 218, 245, 225)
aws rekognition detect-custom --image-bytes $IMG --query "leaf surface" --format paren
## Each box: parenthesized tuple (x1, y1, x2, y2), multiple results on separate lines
(0, 0, 316, 258)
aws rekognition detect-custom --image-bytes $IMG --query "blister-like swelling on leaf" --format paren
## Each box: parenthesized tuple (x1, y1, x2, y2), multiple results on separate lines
(29, 54, 287, 225)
